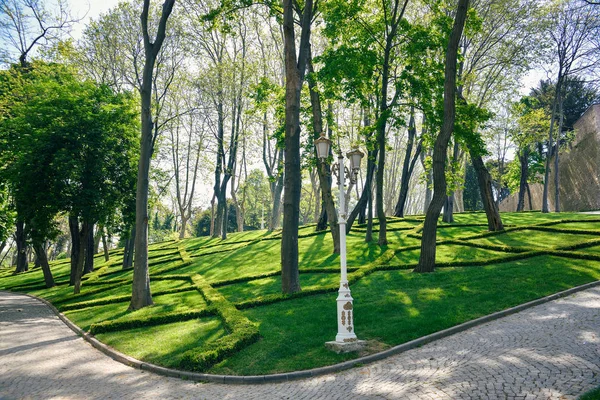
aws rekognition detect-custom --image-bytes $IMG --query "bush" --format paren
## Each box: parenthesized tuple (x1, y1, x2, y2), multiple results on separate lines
(89, 307, 216, 335)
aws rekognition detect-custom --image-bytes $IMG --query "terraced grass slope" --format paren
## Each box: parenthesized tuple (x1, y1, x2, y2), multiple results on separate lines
(1, 211, 600, 375)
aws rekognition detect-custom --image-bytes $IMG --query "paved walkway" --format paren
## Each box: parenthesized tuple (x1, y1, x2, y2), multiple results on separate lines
(1, 289, 599, 400)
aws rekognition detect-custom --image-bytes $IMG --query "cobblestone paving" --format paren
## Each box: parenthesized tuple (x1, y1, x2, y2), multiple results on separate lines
(1, 288, 599, 400)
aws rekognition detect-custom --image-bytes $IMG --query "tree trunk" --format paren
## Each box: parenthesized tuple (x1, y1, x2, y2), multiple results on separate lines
(33, 242, 54, 288)
(554, 95, 564, 213)
(102, 229, 110, 262)
(542, 75, 562, 213)
(442, 195, 455, 223)
(222, 195, 229, 240)
(93, 227, 102, 254)
(270, 173, 284, 230)
(83, 222, 95, 275)
(15, 221, 28, 273)
(376, 54, 392, 246)
(281, 0, 313, 294)
(443, 140, 461, 222)
(130, 0, 175, 310)
(526, 183, 533, 210)
(123, 226, 135, 270)
(421, 148, 433, 213)
(0, 240, 6, 265)
(0, 240, 11, 267)
(316, 206, 328, 231)
(346, 148, 377, 233)
(73, 221, 90, 294)
(394, 111, 422, 218)
(366, 178, 374, 242)
(471, 152, 504, 231)
(516, 148, 529, 212)
(308, 48, 339, 254)
(415, 0, 470, 273)
(69, 216, 79, 285)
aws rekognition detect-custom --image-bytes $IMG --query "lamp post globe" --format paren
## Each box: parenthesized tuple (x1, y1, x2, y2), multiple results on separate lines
(314, 133, 331, 161)
(347, 148, 364, 173)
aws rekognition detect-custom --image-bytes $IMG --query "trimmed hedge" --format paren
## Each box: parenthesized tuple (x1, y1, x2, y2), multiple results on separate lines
(547, 250, 600, 262)
(152, 274, 193, 283)
(442, 239, 529, 254)
(232, 249, 548, 310)
(352, 226, 416, 234)
(178, 247, 193, 264)
(555, 238, 600, 251)
(59, 285, 198, 311)
(457, 226, 523, 240)
(212, 271, 282, 287)
(88, 307, 217, 335)
(83, 277, 129, 286)
(8, 279, 69, 292)
(178, 274, 260, 372)
(211, 267, 360, 288)
(52, 282, 124, 306)
(528, 226, 600, 236)
(190, 243, 251, 258)
(234, 250, 398, 310)
(149, 259, 193, 276)
(148, 249, 181, 260)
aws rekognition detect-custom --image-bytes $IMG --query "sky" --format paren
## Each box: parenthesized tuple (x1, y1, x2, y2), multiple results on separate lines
(67, 0, 543, 95)
(67, 0, 122, 39)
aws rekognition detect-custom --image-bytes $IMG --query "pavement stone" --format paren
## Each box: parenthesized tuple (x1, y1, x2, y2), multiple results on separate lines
(0, 287, 599, 399)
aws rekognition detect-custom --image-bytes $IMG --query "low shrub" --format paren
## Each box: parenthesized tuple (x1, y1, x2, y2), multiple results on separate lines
(88, 307, 217, 335)
(181, 274, 260, 371)
(443, 239, 529, 253)
(528, 226, 600, 236)
(554, 238, 600, 251)
(59, 286, 197, 311)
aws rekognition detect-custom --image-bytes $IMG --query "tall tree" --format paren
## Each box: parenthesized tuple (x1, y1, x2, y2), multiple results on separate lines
(441, 0, 540, 224)
(393, 108, 423, 217)
(307, 49, 340, 253)
(130, 0, 176, 310)
(540, 0, 600, 213)
(281, 0, 314, 294)
(415, 0, 470, 273)
(0, 0, 76, 273)
(511, 99, 549, 211)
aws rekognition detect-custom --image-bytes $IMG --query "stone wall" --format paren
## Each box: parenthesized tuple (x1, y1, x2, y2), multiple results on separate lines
(500, 104, 600, 212)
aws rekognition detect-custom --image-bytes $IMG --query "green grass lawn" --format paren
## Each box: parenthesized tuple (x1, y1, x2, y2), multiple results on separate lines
(96, 317, 226, 368)
(1, 211, 599, 376)
(470, 229, 599, 249)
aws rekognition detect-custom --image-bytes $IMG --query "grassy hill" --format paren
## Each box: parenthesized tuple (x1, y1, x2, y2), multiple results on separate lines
(2, 211, 600, 375)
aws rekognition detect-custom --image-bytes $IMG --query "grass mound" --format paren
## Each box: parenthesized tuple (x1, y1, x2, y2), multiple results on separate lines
(1, 211, 599, 375)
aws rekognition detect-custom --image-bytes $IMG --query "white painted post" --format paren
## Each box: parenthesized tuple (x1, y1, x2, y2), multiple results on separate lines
(335, 152, 357, 343)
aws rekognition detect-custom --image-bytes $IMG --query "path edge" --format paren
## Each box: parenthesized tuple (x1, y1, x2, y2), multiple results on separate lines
(8, 279, 600, 385)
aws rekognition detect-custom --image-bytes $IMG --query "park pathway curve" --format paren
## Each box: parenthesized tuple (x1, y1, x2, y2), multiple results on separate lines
(1, 288, 599, 400)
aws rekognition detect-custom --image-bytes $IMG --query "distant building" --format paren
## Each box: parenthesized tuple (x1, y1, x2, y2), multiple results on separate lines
(500, 103, 600, 212)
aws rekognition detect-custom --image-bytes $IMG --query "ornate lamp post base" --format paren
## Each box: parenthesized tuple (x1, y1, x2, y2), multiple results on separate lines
(325, 281, 367, 353)
(325, 340, 366, 354)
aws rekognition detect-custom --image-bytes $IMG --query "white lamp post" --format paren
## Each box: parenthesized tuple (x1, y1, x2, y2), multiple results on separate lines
(315, 133, 366, 353)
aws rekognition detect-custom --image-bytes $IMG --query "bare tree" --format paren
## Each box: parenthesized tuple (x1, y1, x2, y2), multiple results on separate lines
(415, 0, 470, 273)
(541, 1, 599, 212)
(130, 0, 176, 311)
(0, 0, 78, 66)
(165, 83, 205, 239)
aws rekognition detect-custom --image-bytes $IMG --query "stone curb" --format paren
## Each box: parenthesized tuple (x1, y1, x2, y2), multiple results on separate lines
(9, 279, 600, 385)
